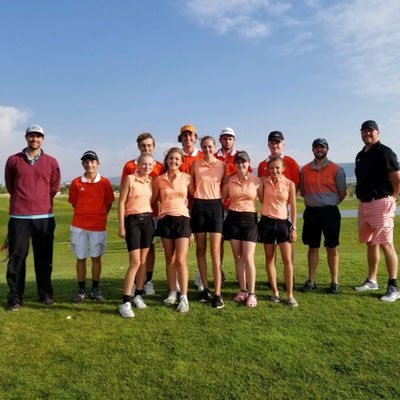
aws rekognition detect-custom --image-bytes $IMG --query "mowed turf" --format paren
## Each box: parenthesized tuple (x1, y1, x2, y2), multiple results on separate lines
(0, 195, 399, 400)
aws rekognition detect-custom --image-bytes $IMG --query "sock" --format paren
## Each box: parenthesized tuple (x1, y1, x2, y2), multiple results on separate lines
(123, 295, 131, 304)
(92, 280, 99, 289)
(78, 281, 86, 290)
(388, 279, 397, 287)
(134, 289, 144, 297)
(146, 271, 153, 283)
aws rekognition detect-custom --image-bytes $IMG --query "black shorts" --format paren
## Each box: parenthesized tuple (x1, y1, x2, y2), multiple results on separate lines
(223, 210, 258, 242)
(191, 199, 223, 233)
(125, 213, 155, 251)
(258, 215, 291, 244)
(302, 206, 341, 248)
(156, 215, 191, 239)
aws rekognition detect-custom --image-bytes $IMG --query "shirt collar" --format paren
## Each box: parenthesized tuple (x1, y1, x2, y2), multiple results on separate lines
(81, 173, 101, 183)
(23, 148, 42, 164)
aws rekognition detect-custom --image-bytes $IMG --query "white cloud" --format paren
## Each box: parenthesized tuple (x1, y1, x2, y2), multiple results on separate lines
(185, 0, 292, 39)
(320, 0, 400, 97)
(0, 106, 30, 142)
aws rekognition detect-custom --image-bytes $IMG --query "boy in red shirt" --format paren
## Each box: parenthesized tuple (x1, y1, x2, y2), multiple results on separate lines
(68, 151, 115, 302)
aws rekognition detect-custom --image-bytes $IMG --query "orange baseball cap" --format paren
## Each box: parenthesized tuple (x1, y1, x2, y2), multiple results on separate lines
(180, 124, 196, 134)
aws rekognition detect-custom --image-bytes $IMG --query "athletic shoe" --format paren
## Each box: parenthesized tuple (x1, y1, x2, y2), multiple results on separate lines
(91, 288, 104, 301)
(246, 294, 257, 308)
(144, 281, 155, 295)
(72, 290, 87, 303)
(133, 295, 147, 309)
(163, 291, 177, 305)
(233, 291, 248, 302)
(269, 294, 280, 303)
(329, 282, 340, 294)
(194, 271, 204, 292)
(119, 302, 134, 318)
(41, 294, 55, 306)
(380, 285, 400, 302)
(176, 298, 189, 313)
(301, 280, 317, 292)
(355, 279, 379, 292)
(211, 294, 225, 309)
(287, 297, 299, 307)
(8, 302, 21, 311)
(199, 288, 211, 302)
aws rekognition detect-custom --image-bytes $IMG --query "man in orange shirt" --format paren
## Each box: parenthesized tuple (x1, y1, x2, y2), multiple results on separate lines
(68, 151, 115, 302)
(178, 124, 203, 173)
(120, 132, 163, 295)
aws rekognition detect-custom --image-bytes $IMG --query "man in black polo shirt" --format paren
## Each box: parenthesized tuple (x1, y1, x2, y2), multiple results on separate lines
(354, 120, 400, 302)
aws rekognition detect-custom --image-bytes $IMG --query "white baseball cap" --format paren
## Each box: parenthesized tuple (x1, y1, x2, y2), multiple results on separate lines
(220, 127, 235, 138)
(26, 124, 44, 136)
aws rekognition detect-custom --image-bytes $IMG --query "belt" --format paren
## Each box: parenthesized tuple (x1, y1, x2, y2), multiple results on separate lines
(128, 213, 151, 220)
(360, 195, 389, 203)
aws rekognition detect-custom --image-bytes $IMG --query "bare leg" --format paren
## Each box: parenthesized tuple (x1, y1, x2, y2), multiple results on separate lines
(264, 244, 278, 296)
(195, 233, 209, 289)
(210, 232, 222, 294)
(326, 247, 339, 283)
(307, 248, 319, 282)
(367, 243, 380, 281)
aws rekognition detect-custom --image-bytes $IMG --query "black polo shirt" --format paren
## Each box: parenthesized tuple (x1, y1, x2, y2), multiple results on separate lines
(355, 141, 399, 201)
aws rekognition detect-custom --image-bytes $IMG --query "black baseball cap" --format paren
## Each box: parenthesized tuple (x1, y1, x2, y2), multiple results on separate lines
(268, 131, 284, 142)
(81, 150, 99, 161)
(312, 138, 329, 148)
(361, 120, 379, 131)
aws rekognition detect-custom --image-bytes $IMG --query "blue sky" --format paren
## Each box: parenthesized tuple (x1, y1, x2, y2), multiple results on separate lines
(1, 0, 400, 183)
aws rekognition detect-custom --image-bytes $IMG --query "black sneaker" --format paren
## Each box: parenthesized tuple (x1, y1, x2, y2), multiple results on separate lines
(8, 302, 21, 311)
(41, 294, 55, 306)
(301, 280, 317, 292)
(211, 294, 225, 309)
(329, 282, 340, 294)
(199, 288, 211, 302)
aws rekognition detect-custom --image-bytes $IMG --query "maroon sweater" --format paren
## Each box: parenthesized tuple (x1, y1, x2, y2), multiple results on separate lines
(5, 150, 61, 216)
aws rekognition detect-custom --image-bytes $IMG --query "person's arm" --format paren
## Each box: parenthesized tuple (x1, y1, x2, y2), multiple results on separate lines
(336, 166, 347, 204)
(389, 170, 400, 198)
(50, 161, 61, 199)
(257, 178, 264, 204)
(187, 175, 195, 198)
(288, 181, 297, 242)
(118, 176, 129, 238)
(4, 157, 15, 195)
(151, 177, 160, 206)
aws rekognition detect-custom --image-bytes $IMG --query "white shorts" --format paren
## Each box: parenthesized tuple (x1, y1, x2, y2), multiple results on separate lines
(70, 226, 107, 259)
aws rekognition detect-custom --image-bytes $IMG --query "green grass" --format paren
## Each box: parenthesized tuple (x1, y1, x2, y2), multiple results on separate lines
(0, 195, 399, 399)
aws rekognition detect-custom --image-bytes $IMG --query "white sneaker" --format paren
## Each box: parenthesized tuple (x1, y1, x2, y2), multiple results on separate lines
(176, 280, 181, 293)
(176, 298, 189, 313)
(144, 281, 155, 295)
(133, 295, 147, 309)
(119, 302, 134, 318)
(130, 283, 136, 297)
(163, 291, 177, 305)
(355, 279, 379, 292)
(194, 271, 204, 292)
(380, 285, 400, 302)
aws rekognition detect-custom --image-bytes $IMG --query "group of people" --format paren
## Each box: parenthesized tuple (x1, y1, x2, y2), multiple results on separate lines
(3, 120, 400, 316)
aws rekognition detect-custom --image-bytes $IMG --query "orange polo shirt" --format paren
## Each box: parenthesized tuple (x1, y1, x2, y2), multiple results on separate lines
(226, 173, 262, 212)
(261, 175, 292, 219)
(120, 158, 164, 185)
(192, 158, 225, 199)
(180, 148, 203, 173)
(155, 171, 192, 218)
(68, 174, 115, 231)
(257, 155, 300, 187)
(124, 172, 153, 215)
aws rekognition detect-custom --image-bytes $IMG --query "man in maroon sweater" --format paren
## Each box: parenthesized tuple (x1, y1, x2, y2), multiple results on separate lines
(4, 124, 60, 310)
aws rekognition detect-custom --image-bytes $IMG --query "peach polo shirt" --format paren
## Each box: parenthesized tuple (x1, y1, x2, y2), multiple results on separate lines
(261, 175, 291, 219)
(193, 158, 225, 199)
(226, 173, 262, 212)
(124, 172, 153, 215)
(155, 171, 191, 218)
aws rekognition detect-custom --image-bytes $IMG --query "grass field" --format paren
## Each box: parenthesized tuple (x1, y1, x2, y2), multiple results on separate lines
(0, 195, 399, 399)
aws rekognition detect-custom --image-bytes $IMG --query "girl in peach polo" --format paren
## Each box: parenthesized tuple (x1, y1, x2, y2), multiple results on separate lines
(259, 156, 298, 307)
(152, 147, 194, 313)
(222, 151, 263, 308)
(118, 153, 155, 318)
(190, 136, 226, 309)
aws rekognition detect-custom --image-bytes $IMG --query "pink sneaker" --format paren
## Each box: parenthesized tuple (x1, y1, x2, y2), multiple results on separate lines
(246, 294, 257, 308)
(233, 290, 248, 302)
